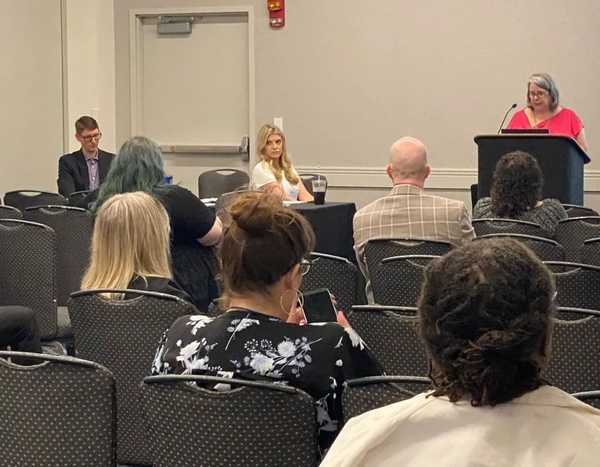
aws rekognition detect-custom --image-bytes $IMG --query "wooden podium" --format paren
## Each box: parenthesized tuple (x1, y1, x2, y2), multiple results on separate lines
(474, 134, 590, 205)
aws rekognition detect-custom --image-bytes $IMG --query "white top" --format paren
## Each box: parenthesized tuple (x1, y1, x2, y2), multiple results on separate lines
(321, 386, 600, 467)
(252, 160, 300, 200)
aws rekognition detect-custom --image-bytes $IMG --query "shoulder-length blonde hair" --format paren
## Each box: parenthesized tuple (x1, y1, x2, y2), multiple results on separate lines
(81, 191, 172, 293)
(256, 124, 299, 184)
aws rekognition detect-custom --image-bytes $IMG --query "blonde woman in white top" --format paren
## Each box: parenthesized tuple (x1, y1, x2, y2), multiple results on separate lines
(252, 124, 313, 201)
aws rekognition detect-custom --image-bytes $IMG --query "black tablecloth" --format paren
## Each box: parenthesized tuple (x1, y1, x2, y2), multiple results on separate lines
(293, 202, 356, 262)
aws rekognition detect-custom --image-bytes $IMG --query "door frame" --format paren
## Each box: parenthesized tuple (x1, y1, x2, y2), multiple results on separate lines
(129, 6, 256, 167)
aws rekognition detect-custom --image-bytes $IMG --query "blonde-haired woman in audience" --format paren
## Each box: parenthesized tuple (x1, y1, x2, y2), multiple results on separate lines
(252, 124, 314, 201)
(82, 191, 191, 302)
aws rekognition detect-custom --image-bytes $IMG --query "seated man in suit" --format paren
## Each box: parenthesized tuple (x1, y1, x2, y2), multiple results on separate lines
(353, 136, 475, 274)
(57, 116, 115, 197)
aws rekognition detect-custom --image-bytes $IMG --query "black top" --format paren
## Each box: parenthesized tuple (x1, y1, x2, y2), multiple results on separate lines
(57, 149, 115, 197)
(152, 308, 384, 451)
(153, 185, 219, 312)
(125, 275, 193, 304)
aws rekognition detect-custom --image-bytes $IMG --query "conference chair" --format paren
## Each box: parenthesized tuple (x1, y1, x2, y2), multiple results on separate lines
(24, 205, 93, 306)
(0, 204, 22, 219)
(68, 289, 195, 466)
(347, 305, 428, 377)
(472, 218, 552, 238)
(0, 219, 70, 341)
(562, 204, 599, 218)
(3, 190, 67, 211)
(301, 252, 365, 313)
(555, 216, 600, 261)
(544, 261, 600, 311)
(0, 351, 116, 466)
(68, 189, 92, 208)
(579, 238, 600, 267)
(197, 168, 249, 199)
(476, 233, 565, 261)
(342, 375, 431, 420)
(542, 310, 600, 394)
(370, 255, 438, 307)
(299, 173, 327, 196)
(142, 374, 319, 467)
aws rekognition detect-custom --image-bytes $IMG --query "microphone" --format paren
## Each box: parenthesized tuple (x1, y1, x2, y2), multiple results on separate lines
(497, 103, 517, 134)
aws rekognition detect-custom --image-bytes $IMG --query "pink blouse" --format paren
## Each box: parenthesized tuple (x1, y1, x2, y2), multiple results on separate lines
(507, 107, 584, 139)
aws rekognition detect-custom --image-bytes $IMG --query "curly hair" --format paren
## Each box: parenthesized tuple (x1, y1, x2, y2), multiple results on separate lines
(490, 151, 543, 218)
(418, 238, 555, 406)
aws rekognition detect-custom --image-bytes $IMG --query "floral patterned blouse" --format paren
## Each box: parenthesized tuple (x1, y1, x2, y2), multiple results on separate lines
(152, 308, 384, 451)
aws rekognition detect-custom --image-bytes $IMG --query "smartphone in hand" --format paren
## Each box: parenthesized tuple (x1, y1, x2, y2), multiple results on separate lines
(302, 288, 337, 323)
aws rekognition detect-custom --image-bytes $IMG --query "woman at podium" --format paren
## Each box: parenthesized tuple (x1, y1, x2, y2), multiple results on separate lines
(507, 73, 588, 151)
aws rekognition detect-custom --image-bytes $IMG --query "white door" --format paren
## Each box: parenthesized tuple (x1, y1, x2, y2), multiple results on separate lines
(130, 7, 254, 194)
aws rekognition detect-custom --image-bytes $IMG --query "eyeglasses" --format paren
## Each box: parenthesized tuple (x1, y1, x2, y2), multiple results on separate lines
(300, 258, 312, 276)
(528, 90, 549, 98)
(80, 132, 102, 142)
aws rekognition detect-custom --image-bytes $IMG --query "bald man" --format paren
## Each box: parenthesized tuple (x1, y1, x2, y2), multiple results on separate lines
(353, 136, 474, 276)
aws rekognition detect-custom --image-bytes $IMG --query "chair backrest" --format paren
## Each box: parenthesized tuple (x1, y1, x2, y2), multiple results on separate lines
(542, 314, 600, 394)
(0, 219, 58, 339)
(476, 233, 565, 261)
(299, 173, 327, 196)
(555, 217, 600, 261)
(371, 255, 438, 306)
(572, 390, 600, 409)
(198, 169, 250, 198)
(142, 374, 319, 467)
(301, 252, 365, 312)
(364, 239, 452, 280)
(544, 261, 600, 311)
(0, 204, 22, 220)
(3, 190, 67, 211)
(472, 218, 552, 238)
(68, 289, 195, 465)
(24, 205, 93, 306)
(0, 351, 116, 466)
(342, 375, 431, 420)
(563, 204, 599, 218)
(348, 305, 428, 376)
(68, 190, 92, 208)
(579, 238, 600, 267)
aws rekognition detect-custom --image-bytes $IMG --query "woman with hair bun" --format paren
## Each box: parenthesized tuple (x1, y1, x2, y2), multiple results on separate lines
(152, 192, 382, 453)
(322, 238, 600, 467)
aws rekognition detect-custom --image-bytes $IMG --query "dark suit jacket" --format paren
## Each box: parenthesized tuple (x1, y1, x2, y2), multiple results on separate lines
(57, 149, 115, 197)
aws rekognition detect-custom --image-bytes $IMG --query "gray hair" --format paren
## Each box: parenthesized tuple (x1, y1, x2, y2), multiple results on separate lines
(527, 73, 560, 111)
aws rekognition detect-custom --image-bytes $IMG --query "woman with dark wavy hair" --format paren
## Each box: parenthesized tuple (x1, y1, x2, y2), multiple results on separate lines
(473, 151, 567, 233)
(322, 238, 600, 467)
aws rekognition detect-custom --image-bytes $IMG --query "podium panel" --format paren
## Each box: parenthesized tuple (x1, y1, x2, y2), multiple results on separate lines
(475, 135, 589, 205)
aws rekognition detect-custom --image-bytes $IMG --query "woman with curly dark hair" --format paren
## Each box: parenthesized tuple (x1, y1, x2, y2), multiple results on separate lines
(473, 151, 567, 233)
(322, 238, 600, 467)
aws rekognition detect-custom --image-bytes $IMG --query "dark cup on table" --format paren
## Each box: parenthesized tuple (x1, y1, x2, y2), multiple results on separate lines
(312, 179, 327, 205)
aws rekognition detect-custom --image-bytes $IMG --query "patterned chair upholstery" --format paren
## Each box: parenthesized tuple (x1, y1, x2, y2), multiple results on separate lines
(472, 218, 552, 238)
(544, 262, 600, 311)
(142, 374, 319, 467)
(543, 313, 600, 394)
(301, 252, 365, 313)
(342, 375, 431, 420)
(476, 233, 564, 261)
(198, 169, 249, 199)
(0, 205, 22, 220)
(555, 216, 600, 261)
(68, 289, 195, 465)
(364, 239, 452, 282)
(3, 190, 67, 211)
(579, 238, 600, 267)
(563, 204, 599, 218)
(0, 351, 116, 466)
(572, 390, 600, 409)
(0, 219, 66, 339)
(25, 206, 93, 306)
(347, 306, 428, 377)
(371, 255, 438, 306)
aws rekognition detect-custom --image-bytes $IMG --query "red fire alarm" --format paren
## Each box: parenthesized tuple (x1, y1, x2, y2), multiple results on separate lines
(267, 0, 285, 28)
